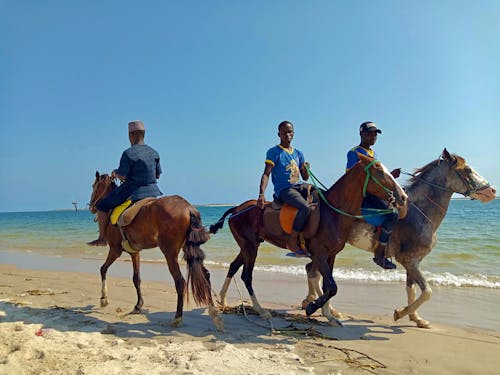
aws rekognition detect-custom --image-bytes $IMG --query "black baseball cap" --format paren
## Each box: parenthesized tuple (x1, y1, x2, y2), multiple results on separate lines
(359, 121, 382, 134)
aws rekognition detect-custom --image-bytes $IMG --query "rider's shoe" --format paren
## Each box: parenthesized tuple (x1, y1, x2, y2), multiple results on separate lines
(86, 238, 107, 246)
(373, 256, 397, 269)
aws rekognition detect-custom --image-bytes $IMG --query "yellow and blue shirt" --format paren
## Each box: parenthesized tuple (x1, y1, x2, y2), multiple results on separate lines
(346, 146, 376, 171)
(265, 145, 305, 197)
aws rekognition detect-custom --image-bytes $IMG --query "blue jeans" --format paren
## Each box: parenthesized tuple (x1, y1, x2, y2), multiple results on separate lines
(362, 194, 398, 245)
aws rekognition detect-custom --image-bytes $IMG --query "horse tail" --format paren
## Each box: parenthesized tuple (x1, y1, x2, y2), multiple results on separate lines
(183, 208, 213, 306)
(209, 206, 237, 234)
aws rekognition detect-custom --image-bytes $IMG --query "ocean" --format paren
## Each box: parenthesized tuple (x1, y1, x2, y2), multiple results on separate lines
(1, 199, 498, 290)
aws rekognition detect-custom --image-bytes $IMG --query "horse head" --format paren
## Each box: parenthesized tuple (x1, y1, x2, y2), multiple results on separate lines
(88, 171, 117, 213)
(357, 152, 408, 209)
(441, 148, 496, 203)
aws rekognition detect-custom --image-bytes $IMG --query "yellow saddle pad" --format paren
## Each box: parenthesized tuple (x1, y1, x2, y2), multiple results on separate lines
(110, 199, 132, 225)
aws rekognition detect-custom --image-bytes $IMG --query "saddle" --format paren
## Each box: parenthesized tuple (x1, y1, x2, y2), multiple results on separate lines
(110, 197, 156, 227)
(263, 186, 321, 239)
(110, 197, 157, 254)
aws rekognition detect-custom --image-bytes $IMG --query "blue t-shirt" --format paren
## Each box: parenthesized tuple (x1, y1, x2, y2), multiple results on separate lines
(266, 145, 305, 197)
(346, 146, 376, 171)
(116, 144, 162, 200)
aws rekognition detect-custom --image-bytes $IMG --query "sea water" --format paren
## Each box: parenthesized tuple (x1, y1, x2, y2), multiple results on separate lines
(0, 199, 499, 290)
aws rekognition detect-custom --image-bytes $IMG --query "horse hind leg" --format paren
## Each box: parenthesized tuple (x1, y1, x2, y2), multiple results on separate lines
(130, 252, 144, 314)
(219, 253, 244, 311)
(163, 249, 186, 327)
(99, 246, 122, 308)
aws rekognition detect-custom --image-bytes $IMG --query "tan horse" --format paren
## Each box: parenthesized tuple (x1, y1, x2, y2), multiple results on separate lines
(209, 153, 407, 325)
(303, 149, 496, 328)
(88, 172, 223, 330)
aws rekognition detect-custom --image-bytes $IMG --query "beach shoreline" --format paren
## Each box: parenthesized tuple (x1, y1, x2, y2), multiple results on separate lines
(1, 261, 499, 374)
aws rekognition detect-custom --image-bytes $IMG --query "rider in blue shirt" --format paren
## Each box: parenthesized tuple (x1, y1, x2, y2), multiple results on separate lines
(347, 121, 401, 269)
(257, 121, 311, 257)
(87, 121, 162, 246)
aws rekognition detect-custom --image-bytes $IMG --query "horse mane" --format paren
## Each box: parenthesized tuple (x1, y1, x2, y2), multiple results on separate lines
(100, 174, 117, 190)
(406, 153, 466, 190)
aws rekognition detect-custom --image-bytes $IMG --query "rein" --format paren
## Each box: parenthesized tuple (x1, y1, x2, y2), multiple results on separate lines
(305, 164, 394, 219)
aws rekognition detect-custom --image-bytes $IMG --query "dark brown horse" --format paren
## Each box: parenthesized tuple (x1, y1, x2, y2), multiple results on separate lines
(88, 172, 223, 330)
(209, 153, 408, 325)
(303, 149, 496, 328)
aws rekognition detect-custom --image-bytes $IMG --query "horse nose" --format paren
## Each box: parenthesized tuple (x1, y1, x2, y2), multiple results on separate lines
(492, 187, 497, 196)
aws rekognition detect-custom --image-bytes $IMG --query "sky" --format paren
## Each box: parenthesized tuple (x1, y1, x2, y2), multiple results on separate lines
(1, 0, 499, 212)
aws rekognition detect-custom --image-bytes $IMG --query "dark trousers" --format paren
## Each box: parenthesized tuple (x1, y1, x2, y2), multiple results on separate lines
(278, 185, 311, 232)
(96, 183, 136, 212)
(362, 194, 398, 245)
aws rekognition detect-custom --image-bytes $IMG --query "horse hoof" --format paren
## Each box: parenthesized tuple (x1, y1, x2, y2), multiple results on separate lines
(260, 310, 272, 320)
(328, 317, 343, 327)
(130, 307, 142, 314)
(301, 297, 314, 310)
(393, 309, 403, 322)
(209, 306, 225, 332)
(170, 317, 183, 328)
(305, 302, 317, 317)
(212, 315, 225, 331)
(100, 298, 109, 308)
(330, 308, 344, 319)
(416, 320, 431, 329)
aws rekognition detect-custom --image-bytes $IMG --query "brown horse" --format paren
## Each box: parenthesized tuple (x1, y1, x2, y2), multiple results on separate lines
(209, 153, 408, 325)
(88, 172, 223, 330)
(303, 149, 496, 328)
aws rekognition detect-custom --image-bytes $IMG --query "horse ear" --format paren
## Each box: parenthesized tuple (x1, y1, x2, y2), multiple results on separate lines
(442, 148, 457, 166)
(356, 152, 370, 164)
(95, 171, 100, 179)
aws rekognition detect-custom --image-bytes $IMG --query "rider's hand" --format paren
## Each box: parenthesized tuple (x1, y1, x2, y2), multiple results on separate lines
(391, 168, 401, 178)
(257, 194, 266, 209)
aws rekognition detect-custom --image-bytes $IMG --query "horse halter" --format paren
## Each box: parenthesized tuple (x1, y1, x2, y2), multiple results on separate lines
(88, 175, 114, 212)
(363, 160, 396, 202)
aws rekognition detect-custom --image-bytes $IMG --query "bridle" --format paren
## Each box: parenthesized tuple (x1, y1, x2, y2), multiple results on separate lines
(401, 156, 491, 199)
(88, 175, 114, 213)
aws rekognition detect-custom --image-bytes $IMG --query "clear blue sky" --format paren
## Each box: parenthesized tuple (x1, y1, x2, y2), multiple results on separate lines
(1, 1, 499, 212)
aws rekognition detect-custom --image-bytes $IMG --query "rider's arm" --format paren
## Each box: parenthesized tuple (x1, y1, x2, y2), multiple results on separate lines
(257, 163, 273, 208)
(111, 170, 126, 182)
(300, 162, 310, 181)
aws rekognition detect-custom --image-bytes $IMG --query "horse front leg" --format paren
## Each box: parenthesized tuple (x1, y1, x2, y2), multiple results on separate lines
(304, 262, 344, 323)
(130, 252, 144, 314)
(305, 257, 342, 326)
(99, 246, 122, 308)
(394, 264, 432, 328)
(219, 253, 244, 311)
(406, 284, 431, 328)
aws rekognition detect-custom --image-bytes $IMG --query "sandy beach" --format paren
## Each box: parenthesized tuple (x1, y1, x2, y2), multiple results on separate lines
(1, 260, 499, 375)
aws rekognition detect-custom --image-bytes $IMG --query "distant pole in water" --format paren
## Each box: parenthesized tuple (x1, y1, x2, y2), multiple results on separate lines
(72, 201, 78, 212)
